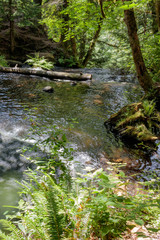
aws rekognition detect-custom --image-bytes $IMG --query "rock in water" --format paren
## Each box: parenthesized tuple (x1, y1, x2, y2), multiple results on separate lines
(43, 86, 54, 93)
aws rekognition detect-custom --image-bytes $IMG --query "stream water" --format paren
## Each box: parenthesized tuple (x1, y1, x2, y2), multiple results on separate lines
(0, 68, 159, 219)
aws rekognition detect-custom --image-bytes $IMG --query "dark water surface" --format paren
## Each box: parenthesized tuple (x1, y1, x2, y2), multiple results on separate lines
(0, 68, 158, 218)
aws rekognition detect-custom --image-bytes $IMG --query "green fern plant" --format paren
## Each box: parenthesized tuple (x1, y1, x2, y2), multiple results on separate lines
(0, 220, 24, 240)
(0, 55, 8, 67)
(1, 168, 159, 240)
(142, 100, 155, 117)
(25, 53, 54, 70)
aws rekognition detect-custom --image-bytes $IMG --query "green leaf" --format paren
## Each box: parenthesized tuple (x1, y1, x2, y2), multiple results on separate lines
(135, 219, 144, 226)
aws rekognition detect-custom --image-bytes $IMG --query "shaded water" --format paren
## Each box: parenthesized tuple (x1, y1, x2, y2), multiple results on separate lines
(0, 68, 158, 218)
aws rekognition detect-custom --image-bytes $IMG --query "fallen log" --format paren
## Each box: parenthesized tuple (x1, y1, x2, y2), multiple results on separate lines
(0, 66, 92, 81)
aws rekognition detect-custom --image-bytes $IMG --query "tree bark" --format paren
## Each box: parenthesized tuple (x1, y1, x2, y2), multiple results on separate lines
(155, 0, 160, 31)
(60, 0, 77, 61)
(9, 0, 15, 56)
(82, 19, 102, 67)
(150, 0, 159, 33)
(124, 8, 153, 92)
(0, 67, 92, 81)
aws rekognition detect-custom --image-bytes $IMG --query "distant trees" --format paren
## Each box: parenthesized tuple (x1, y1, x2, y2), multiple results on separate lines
(0, 0, 41, 56)
(0, 0, 160, 75)
(41, 0, 107, 67)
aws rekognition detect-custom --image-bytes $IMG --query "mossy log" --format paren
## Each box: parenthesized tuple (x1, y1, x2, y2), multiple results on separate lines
(104, 101, 160, 152)
(0, 66, 92, 81)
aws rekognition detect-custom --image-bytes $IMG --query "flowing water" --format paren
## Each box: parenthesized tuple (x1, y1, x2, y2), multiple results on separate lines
(0, 68, 159, 218)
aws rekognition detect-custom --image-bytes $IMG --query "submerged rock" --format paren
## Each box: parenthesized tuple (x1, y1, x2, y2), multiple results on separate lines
(43, 86, 54, 93)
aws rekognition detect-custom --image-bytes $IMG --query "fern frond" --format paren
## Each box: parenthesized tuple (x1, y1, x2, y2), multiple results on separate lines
(0, 229, 13, 240)
(0, 220, 24, 240)
(22, 216, 50, 240)
(44, 189, 65, 240)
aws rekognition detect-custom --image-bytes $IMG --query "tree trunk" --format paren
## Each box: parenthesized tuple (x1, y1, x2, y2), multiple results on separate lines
(60, 0, 78, 63)
(150, 0, 159, 33)
(155, 0, 160, 31)
(0, 66, 92, 81)
(124, 8, 153, 92)
(79, 32, 86, 62)
(9, 0, 15, 56)
(82, 19, 102, 67)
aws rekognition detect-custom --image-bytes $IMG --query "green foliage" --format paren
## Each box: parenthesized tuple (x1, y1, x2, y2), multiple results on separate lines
(58, 55, 76, 67)
(25, 53, 54, 70)
(0, 55, 8, 67)
(0, 167, 159, 239)
(41, 0, 105, 66)
(142, 100, 156, 117)
(0, 0, 41, 27)
(0, 126, 160, 239)
(29, 124, 73, 184)
(142, 33, 160, 82)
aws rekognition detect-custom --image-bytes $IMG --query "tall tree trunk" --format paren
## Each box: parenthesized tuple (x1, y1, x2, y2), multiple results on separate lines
(9, 0, 15, 56)
(124, 8, 153, 92)
(70, 37, 77, 62)
(60, 0, 77, 63)
(82, 0, 106, 67)
(155, 0, 160, 31)
(82, 19, 102, 67)
(150, 0, 158, 33)
(79, 32, 86, 61)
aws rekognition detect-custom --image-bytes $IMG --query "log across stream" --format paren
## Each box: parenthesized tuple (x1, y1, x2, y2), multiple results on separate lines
(0, 66, 92, 81)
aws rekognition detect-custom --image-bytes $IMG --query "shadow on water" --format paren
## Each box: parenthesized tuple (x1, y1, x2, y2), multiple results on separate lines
(0, 68, 158, 217)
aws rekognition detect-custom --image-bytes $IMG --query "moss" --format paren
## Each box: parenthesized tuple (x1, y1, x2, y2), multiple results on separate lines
(105, 99, 160, 152)
(116, 110, 145, 129)
(120, 124, 157, 141)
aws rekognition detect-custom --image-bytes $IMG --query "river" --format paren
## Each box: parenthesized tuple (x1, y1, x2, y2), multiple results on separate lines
(0, 68, 159, 219)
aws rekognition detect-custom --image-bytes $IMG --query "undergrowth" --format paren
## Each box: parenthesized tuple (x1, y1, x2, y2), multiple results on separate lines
(0, 126, 160, 239)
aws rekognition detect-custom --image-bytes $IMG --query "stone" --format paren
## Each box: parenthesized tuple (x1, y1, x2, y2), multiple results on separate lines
(43, 86, 54, 93)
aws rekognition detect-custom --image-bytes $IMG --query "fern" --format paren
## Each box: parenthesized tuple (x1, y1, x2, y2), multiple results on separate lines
(0, 230, 13, 240)
(0, 220, 24, 240)
(25, 53, 54, 70)
(44, 190, 64, 239)
(17, 171, 67, 240)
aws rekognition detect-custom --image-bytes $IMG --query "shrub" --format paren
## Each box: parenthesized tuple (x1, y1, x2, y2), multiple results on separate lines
(0, 55, 8, 67)
(25, 53, 54, 70)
